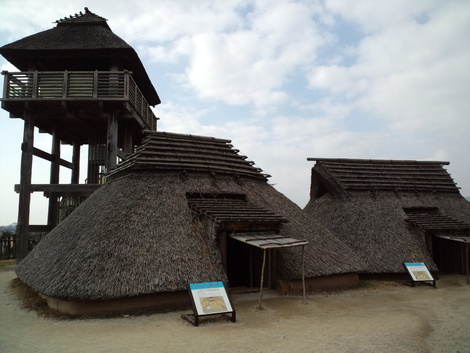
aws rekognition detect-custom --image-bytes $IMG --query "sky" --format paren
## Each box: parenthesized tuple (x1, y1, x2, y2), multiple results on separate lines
(0, 0, 469, 225)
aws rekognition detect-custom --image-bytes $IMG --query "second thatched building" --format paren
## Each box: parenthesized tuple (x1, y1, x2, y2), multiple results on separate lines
(304, 158, 470, 278)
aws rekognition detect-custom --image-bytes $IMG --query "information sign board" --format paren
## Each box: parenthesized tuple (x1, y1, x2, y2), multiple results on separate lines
(190, 281, 233, 315)
(183, 281, 236, 326)
(403, 262, 436, 288)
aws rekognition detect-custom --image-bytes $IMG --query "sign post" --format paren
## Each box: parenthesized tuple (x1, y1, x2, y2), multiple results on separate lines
(403, 262, 437, 288)
(182, 281, 236, 326)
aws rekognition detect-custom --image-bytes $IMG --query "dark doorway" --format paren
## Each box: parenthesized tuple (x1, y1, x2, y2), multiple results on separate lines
(432, 236, 468, 274)
(226, 237, 270, 288)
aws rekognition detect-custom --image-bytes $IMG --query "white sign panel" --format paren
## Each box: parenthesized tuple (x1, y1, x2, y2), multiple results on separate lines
(189, 281, 233, 316)
(404, 262, 434, 281)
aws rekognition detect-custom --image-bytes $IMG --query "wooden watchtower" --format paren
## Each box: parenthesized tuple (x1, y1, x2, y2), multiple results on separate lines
(0, 8, 160, 261)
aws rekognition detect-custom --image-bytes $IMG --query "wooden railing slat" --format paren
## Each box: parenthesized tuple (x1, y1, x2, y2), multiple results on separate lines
(2, 70, 157, 130)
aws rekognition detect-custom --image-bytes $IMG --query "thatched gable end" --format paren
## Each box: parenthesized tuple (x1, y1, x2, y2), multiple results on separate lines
(305, 158, 470, 275)
(307, 158, 460, 200)
(109, 131, 271, 180)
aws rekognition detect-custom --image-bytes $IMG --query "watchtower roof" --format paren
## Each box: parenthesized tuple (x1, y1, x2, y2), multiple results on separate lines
(55, 7, 109, 27)
(0, 8, 160, 105)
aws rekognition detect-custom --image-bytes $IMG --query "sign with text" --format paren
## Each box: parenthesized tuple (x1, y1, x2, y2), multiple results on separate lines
(404, 262, 433, 281)
(183, 281, 236, 326)
(403, 262, 436, 288)
(189, 281, 233, 316)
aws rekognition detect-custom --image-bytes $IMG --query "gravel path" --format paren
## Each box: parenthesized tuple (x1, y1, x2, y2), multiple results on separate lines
(1, 269, 469, 353)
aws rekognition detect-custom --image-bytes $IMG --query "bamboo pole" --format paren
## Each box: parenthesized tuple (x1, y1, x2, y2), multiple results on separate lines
(257, 248, 267, 310)
(302, 244, 307, 303)
(465, 242, 470, 285)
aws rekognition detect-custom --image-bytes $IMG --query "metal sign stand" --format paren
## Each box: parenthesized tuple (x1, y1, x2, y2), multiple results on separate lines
(182, 281, 236, 327)
(403, 262, 437, 288)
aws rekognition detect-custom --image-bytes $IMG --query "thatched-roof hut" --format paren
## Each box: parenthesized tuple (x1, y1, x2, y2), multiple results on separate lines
(304, 158, 470, 278)
(16, 133, 364, 315)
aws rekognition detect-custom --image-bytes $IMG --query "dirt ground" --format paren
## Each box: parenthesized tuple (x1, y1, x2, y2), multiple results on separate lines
(0, 268, 469, 353)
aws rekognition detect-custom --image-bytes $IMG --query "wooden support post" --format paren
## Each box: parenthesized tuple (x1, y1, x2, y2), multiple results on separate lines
(106, 110, 118, 172)
(16, 113, 34, 263)
(425, 235, 432, 254)
(218, 231, 228, 272)
(87, 145, 100, 184)
(71, 142, 80, 184)
(257, 248, 267, 310)
(466, 242, 469, 286)
(461, 242, 465, 275)
(47, 130, 60, 227)
(438, 238, 443, 271)
(249, 246, 254, 287)
(123, 127, 134, 156)
(302, 244, 307, 303)
(272, 249, 277, 289)
(267, 249, 272, 289)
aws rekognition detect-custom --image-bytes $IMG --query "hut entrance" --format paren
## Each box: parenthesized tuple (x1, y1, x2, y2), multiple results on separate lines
(404, 207, 470, 277)
(186, 192, 290, 289)
(432, 235, 470, 282)
(228, 233, 309, 307)
(226, 235, 275, 289)
(227, 233, 309, 290)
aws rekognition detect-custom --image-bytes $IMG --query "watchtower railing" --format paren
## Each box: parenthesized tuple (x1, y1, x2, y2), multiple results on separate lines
(1, 70, 157, 130)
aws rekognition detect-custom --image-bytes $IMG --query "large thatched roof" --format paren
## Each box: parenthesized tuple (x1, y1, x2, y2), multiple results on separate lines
(16, 132, 364, 301)
(0, 8, 160, 105)
(307, 158, 460, 196)
(304, 158, 470, 274)
(109, 131, 271, 180)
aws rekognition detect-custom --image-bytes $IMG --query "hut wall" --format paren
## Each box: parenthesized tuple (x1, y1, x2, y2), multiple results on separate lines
(277, 273, 359, 294)
(44, 291, 190, 317)
(305, 192, 439, 274)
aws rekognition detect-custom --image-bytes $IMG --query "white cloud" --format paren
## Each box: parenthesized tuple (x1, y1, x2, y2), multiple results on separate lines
(308, 0, 470, 136)
(308, 65, 369, 97)
(142, 36, 193, 63)
(140, 1, 328, 107)
(324, 0, 439, 33)
(110, 1, 243, 43)
(1, 0, 470, 225)
(155, 101, 209, 134)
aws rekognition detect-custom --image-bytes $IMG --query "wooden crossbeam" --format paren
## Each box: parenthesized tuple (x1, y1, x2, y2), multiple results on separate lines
(14, 183, 101, 196)
(33, 147, 74, 169)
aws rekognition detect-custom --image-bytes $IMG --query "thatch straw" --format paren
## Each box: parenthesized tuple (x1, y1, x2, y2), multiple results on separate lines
(305, 159, 470, 274)
(16, 133, 365, 301)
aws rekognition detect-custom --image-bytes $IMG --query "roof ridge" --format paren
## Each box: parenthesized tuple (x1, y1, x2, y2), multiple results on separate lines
(109, 131, 270, 181)
(55, 7, 108, 26)
(312, 158, 459, 194)
(143, 130, 232, 144)
(307, 158, 450, 166)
